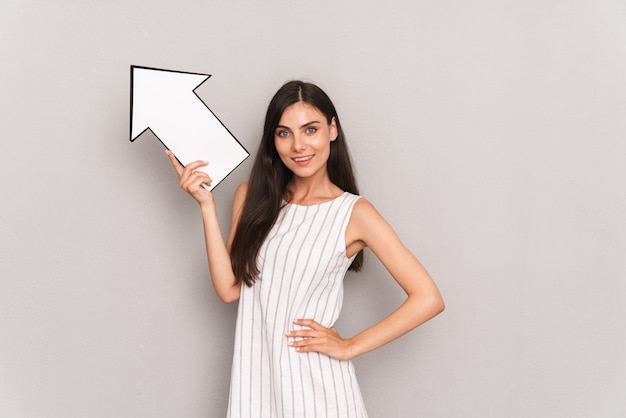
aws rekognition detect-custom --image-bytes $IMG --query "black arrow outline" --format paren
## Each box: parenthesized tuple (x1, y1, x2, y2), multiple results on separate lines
(129, 64, 249, 190)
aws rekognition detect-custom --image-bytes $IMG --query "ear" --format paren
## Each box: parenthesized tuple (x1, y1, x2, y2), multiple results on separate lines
(329, 117, 338, 141)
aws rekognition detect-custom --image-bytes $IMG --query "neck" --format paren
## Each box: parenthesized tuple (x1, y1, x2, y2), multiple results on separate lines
(285, 175, 343, 206)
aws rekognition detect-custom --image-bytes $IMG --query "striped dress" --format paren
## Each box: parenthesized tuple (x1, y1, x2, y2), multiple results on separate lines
(227, 192, 368, 418)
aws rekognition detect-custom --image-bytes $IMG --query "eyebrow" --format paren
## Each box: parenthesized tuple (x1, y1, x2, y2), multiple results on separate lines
(276, 120, 322, 130)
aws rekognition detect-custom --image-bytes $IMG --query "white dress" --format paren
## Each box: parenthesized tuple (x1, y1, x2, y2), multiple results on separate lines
(227, 192, 368, 418)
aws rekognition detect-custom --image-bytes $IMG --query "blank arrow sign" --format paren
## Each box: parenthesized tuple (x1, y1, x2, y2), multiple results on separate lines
(130, 65, 249, 191)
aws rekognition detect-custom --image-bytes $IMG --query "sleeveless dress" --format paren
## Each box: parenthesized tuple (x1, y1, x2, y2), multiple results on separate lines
(227, 192, 368, 418)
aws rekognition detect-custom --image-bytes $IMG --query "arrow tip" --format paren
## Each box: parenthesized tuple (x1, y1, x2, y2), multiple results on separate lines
(130, 66, 211, 141)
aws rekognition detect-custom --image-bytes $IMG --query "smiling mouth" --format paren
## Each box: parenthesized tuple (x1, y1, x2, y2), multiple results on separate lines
(292, 155, 313, 163)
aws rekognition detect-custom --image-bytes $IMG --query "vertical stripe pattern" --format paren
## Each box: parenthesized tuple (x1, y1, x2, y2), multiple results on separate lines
(227, 192, 368, 418)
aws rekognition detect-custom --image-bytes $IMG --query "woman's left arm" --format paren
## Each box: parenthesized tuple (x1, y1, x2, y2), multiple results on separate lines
(287, 198, 445, 360)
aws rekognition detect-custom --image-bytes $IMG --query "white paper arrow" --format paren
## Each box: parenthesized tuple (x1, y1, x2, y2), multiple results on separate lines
(130, 65, 249, 191)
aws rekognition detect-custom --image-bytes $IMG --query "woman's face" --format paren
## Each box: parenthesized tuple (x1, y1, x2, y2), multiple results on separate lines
(274, 102, 337, 181)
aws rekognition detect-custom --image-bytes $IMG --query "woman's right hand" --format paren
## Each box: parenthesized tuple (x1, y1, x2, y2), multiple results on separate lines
(167, 150, 241, 303)
(166, 150, 214, 206)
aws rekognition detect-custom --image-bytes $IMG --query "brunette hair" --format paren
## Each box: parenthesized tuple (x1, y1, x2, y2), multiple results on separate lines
(230, 80, 362, 286)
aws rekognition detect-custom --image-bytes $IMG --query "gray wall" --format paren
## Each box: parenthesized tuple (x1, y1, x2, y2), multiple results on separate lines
(2, 1, 625, 417)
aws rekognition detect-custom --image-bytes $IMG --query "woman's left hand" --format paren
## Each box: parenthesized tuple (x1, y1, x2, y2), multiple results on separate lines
(286, 319, 354, 361)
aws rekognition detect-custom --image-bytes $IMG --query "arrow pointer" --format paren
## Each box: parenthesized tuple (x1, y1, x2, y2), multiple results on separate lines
(130, 65, 249, 191)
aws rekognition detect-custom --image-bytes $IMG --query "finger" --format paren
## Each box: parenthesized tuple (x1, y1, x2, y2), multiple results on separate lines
(182, 169, 212, 183)
(285, 329, 320, 339)
(165, 152, 209, 181)
(183, 160, 209, 176)
(293, 318, 325, 330)
(182, 169, 212, 186)
(288, 332, 327, 346)
(165, 150, 185, 176)
(290, 338, 326, 349)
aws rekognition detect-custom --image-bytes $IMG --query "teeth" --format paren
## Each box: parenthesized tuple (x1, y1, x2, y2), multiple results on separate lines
(293, 156, 313, 162)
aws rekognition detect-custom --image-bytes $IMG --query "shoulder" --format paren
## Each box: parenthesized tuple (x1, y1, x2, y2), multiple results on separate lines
(348, 197, 414, 265)
(351, 196, 381, 223)
(347, 197, 394, 246)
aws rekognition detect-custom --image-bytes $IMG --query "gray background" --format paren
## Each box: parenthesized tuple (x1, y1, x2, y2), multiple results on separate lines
(1, 1, 625, 417)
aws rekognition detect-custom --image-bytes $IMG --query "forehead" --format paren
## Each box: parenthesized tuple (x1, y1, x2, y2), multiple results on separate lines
(278, 102, 325, 127)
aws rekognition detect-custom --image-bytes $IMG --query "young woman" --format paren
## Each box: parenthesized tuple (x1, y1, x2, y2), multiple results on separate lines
(167, 81, 444, 417)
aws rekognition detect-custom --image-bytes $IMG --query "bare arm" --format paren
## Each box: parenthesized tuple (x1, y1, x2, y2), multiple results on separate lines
(287, 198, 444, 360)
(166, 151, 243, 303)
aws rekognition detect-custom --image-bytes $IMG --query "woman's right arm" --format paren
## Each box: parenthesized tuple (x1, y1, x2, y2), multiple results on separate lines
(166, 151, 243, 303)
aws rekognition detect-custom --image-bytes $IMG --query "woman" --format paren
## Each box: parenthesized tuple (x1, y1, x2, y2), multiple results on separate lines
(167, 80, 444, 417)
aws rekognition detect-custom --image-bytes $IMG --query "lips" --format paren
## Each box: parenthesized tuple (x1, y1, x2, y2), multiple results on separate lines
(292, 155, 314, 165)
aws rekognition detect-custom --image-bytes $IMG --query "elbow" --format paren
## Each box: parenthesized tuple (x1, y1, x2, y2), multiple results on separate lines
(218, 292, 240, 304)
(216, 286, 241, 304)
(433, 295, 445, 316)
(407, 290, 445, 321)
(424, 292, 445, 318)
(219, 296, 237, 304)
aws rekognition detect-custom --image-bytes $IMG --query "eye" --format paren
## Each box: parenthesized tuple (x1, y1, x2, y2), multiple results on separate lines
(306, 127, 317, 134)
(276, 130, 290, 138)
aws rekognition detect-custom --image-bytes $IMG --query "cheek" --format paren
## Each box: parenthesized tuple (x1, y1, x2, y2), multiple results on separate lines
(274, 141, 293, 164)
(313, 136, 332, 152)
(274, 139, 287, 154)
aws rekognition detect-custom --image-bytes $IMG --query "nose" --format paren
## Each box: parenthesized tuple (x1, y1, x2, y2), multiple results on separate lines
(292, 134, 306, 152)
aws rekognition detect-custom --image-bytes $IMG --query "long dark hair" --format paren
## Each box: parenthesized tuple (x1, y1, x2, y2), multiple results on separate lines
(230, 80, 362, 287)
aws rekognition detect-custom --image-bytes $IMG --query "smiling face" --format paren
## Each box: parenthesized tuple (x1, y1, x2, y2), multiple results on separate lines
(274, 102, 338, 182)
